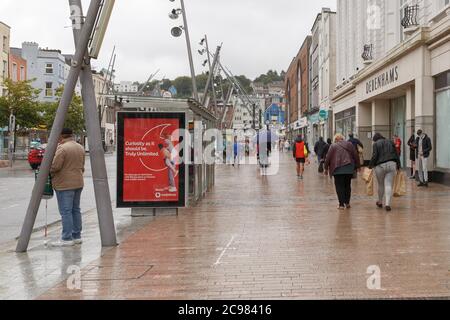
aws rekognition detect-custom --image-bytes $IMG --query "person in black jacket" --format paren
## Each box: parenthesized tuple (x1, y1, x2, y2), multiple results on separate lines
(314, 137, 327, 163)
(407, 133, 417, 179)
(369, 133, 401, 212)
(415, 129, 432, 187)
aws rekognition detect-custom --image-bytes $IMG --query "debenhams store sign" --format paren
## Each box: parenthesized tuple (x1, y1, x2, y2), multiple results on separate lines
(366, 66, 399, 94)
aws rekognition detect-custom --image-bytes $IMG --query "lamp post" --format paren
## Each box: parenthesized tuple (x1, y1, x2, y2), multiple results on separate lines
(169, 0, 198, 101)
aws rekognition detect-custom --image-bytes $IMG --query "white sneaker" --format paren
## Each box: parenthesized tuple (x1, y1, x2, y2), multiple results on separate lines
(168, 187, 177, 193)
(73, 239, 83, 245)
(48, 240, 75, 247)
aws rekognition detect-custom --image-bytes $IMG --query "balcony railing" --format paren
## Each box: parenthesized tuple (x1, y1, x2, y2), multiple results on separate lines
(362, 44, 373, 62)
(401, 5, 419, 29)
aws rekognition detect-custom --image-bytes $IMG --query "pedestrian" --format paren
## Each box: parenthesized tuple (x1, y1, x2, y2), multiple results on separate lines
(348, 133, 365, 166)
(393, 134, 402, 157)
(320, 138, 332, 175)
(49, 128, 86, 247)
(324, 133, 360, 210)
(415, 129, 432, 187)
(233, 137, 239, 167)
(369, 133, 401, 212)
(407, 132, 417, 179)
(292, 135, 310, 180)
(284, 139, 290, 152)
(314, 137, 327, 164)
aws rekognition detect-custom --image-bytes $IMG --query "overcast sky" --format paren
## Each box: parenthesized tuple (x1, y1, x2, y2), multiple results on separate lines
(1, 0, 335, 82)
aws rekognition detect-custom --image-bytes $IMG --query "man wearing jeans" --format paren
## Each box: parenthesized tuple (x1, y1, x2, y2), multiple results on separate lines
(49, 128, 86, 247)
(415, 129, 432, 187)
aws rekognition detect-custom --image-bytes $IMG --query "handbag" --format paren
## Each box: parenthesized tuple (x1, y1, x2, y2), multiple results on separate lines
(318, 161, 324, 173)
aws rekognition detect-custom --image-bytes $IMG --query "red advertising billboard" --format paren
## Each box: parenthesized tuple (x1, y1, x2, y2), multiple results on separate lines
(117, 112, 186, 208)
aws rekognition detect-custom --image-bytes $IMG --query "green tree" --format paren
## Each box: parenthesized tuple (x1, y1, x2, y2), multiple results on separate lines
(39, 86, 85, 135)
(234, 75, 253, 94)
(160, 79, 172, 91)
(254, 70, 284, 85)
(195, 73, 209, 93)
(0, 78, 42, 131)
(173, 76, 193, 98)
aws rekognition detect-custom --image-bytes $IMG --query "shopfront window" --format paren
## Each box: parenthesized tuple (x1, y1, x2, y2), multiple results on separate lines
(436, 71, 450, 169)
(335, 107, 356, 138)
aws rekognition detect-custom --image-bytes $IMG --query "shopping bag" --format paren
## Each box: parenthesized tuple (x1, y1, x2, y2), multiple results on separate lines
(362, 168, 374, 196)
(361, 167, 373, 183)
(393, 171, 407, 197)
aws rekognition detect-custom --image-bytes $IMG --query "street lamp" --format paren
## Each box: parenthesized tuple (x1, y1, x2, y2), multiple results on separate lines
(168, 0, 198, 101)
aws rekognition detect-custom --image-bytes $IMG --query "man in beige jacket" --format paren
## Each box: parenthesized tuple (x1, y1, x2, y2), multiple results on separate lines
(49, 128, 85, 247)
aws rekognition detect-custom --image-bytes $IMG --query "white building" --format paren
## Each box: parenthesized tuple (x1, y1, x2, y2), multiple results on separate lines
(114, 81, 138, 93)
(309, 8, 337, 146)
(230, 95, 265, 131)
(0, 21, 10, 96)
(333, 0, 450, 184)
(19, 42, 70, 102)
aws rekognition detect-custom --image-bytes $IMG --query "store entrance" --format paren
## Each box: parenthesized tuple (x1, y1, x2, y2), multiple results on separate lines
(390, 96, 406, 167)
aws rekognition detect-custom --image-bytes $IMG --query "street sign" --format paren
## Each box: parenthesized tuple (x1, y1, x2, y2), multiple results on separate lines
(9, 114, 15, 132)
(319, 109, 328, 119)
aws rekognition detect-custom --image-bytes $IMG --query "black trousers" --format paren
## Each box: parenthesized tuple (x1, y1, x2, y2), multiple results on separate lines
(334, 174, 353, 206)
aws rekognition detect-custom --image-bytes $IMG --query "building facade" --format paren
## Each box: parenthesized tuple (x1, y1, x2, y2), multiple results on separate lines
(0, 21, 10, 96)
(114, 81, 138, 93)
(308, 8, 337, 147)
(333, 0, 450, 183)
(19, 42, 68, 102)
(9, 48, 27, 82)
(285, 36, 312, 140)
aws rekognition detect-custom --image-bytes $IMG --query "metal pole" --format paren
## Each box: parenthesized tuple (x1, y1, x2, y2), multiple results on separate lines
(180, 0, 198, 101)
(204, 36, 218, 115)
(70, 0, 117, 247)
(201, 45, 220, 107)
(16, 0, 103, 252)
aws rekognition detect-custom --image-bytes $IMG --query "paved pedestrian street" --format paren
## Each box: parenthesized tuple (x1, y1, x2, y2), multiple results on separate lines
(21, 153, 449, 300)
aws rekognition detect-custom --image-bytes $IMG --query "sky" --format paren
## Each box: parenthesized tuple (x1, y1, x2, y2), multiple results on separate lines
(1, 0, 336, 83)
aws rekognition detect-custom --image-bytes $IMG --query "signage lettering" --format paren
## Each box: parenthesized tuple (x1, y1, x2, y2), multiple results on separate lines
(366, 66, 399, 94)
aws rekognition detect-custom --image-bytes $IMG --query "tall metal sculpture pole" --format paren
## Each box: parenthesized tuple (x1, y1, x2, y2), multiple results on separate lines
(180, 0, 198, 101)
(16, 0, 104, 252)
(69, 0, 117, 248)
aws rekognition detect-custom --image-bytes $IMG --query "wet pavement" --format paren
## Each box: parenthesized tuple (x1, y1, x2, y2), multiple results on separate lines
(0, 154, 116, 244)
(2, 152, 450, 300)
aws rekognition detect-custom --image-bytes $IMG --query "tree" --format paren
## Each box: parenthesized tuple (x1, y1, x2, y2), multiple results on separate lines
(196, 73, 209, 93)
(0, 78, 42, 131)
(254, 70, 284, 85)
(160, 79, 172, 91)
(234, 75, 253, 94)
(172, 76, 193, 98)
(39, 86, 85, 135)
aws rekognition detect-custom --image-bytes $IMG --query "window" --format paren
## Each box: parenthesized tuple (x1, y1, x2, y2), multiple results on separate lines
(45, 63, 54, 74)
(45, 82, 53, 97)
(2, 60, 6, 79)
(20, 66, 25, 81)
(2, 36, 7, 52)
(12, 63, 17, 81)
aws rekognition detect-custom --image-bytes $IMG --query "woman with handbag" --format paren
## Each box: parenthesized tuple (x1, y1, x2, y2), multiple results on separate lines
(369, 133, 402, 212)
(324, 133, 361, 210)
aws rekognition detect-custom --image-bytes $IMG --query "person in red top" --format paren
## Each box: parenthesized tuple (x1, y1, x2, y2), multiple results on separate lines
(393, 135, 402, 157)
(292, 135, 309, 180)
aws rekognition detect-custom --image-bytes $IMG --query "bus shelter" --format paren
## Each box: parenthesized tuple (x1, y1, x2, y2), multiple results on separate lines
(112, 96, 217, 207)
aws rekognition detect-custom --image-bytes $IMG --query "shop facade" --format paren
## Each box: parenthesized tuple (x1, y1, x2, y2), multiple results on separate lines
(333, 17, 450, 184)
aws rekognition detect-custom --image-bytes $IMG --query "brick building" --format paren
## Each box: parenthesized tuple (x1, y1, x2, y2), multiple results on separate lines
(9, 48, 26, 82)
(284, 36, 311, 139)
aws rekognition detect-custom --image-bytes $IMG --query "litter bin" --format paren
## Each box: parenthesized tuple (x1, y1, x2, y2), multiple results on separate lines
(34, 170, 54, 200)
